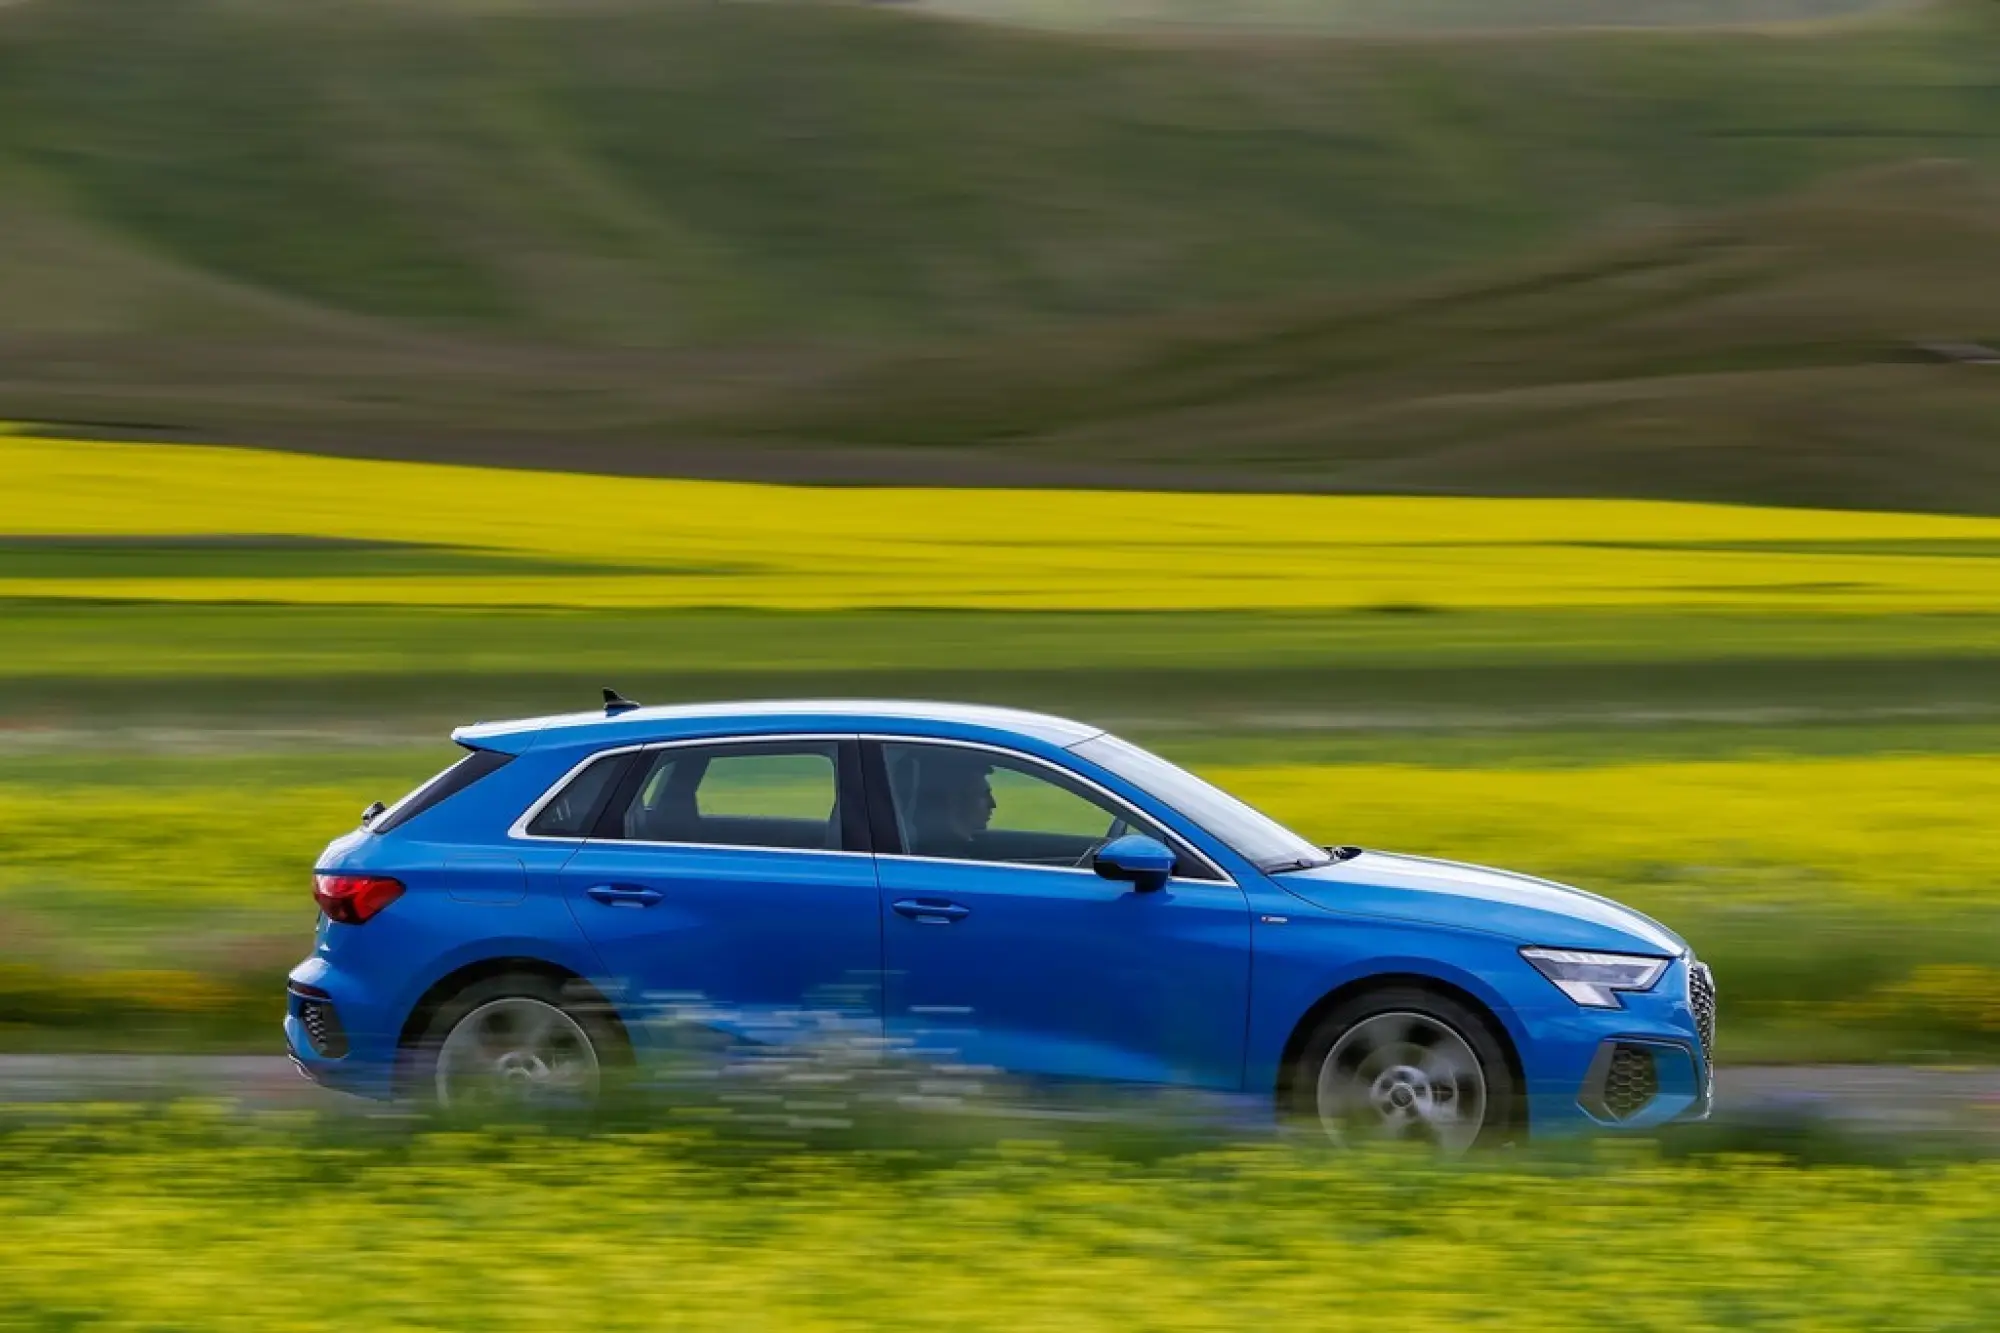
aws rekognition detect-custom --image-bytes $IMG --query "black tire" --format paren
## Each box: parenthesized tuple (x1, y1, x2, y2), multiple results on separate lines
(1284, 986, 1518, 1151)
(403, 971, 630, 1110)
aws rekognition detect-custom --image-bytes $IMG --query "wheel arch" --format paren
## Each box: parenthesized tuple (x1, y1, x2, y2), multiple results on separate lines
(393, 956, 634, 1089)
(1273, 971, 1529, 1125)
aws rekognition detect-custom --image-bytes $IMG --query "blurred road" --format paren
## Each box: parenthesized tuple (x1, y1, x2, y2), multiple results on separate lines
(1, 1057, 1995, 1136)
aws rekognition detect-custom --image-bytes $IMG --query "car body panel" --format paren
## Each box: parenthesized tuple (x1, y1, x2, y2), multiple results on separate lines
(556, 840, 884, 1038)
(879, 856, 1251, 1088)
(287, 698, 1712, 1136)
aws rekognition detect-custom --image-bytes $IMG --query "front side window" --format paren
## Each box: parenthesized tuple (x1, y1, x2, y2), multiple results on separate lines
(879, 741, 1214, 878)
(611, 741, 846, 851)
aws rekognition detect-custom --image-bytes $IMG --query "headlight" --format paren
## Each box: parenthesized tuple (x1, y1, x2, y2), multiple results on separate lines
(1520, 948, 1670, 1008)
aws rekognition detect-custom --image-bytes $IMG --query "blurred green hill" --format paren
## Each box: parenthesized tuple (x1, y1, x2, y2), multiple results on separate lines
(747, 163, 2000, 511)
(2, 0, 1998, 507)
(913, 0, 1916, 34)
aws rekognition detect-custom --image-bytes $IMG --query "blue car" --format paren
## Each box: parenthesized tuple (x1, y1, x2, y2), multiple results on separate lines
(288, 696, 1714, 1148)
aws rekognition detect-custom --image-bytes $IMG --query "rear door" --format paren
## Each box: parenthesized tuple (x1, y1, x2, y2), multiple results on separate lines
(551, 736, 882, 1041)
(866, 739, 1250, 1090)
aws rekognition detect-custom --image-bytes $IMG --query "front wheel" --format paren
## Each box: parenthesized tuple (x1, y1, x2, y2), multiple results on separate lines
(1289, 988, 1516, 1153)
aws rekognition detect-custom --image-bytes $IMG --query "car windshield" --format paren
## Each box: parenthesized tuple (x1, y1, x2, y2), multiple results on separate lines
(1069, 733, 1332, 873)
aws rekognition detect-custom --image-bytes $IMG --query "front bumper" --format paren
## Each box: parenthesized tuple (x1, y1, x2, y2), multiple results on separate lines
(1515, 955, 1714, 1135)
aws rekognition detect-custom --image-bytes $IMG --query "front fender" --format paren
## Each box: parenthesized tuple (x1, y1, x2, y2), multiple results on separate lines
(1244, 906, 1537, 1099)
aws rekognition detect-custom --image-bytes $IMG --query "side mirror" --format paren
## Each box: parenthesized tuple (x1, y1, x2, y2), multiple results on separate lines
(1093, 834, 1175, 893)
(360, 800, 387, 828)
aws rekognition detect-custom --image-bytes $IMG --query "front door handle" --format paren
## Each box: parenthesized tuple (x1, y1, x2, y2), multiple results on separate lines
(892, 898, 970, 924)
(587, 884, 663, 908)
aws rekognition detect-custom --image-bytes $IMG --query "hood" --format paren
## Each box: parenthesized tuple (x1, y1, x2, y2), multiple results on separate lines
(1277, 851, 1685, 956)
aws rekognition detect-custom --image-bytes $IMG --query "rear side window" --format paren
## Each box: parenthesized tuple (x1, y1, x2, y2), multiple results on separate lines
(610, 742, 846, 851)
(372, 748, 515, 835)
(525, 752, 633, 838)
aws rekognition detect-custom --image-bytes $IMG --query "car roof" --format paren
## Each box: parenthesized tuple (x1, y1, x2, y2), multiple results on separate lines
(453, 698, 1104, 755)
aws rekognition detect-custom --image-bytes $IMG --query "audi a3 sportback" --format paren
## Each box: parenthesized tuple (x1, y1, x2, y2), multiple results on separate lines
(289, 697, 1715, 1147)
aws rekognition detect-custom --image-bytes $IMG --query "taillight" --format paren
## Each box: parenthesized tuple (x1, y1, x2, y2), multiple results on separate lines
(313, 874, 405, 925)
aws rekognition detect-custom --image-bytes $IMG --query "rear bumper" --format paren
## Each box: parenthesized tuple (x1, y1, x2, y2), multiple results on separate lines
(285, 961, 400, 1100)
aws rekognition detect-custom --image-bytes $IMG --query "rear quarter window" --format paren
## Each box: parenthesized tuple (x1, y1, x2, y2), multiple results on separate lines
(525, 751, 633, 838)
(372, 748, 515, 834)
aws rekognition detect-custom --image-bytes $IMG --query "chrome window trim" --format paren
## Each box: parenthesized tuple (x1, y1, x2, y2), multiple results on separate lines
(507, 741, 651, 843)
(505, 733, 856, 850)
(576, 839, 874, 861)
(880, 850, 1231, 890)
(508, 729, 1237, 884)
(861, 734, 1236, 886)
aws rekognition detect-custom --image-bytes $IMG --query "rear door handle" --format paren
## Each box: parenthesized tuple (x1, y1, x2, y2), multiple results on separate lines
(892, 898, 970, 924)
(587, 884, 663, 908)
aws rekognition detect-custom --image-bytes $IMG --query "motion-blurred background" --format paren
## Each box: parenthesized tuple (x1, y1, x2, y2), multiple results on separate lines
(2, 1, 1998, 1326)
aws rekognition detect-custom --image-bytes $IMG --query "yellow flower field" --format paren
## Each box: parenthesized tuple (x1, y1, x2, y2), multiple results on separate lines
(11, 428, 2000, 611)
(1218, 755, 2000, 911)
(1, 1118, 1995, 1332)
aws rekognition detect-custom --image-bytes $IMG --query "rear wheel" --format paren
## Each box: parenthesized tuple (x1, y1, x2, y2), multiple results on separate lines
(409, 973, 624, 1111)
(1288, 988, 1515, 1153)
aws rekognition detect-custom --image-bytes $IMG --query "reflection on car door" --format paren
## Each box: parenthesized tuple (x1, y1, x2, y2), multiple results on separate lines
(555, 737, 883, 1043)
(867, 739, 1250, 1089)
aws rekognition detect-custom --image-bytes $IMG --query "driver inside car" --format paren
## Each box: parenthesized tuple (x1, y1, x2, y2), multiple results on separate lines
(906, 751, 998, 857)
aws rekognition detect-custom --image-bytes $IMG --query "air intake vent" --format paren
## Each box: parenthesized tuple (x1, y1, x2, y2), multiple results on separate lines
(298, 998, 348, 1059)
(1602, 1045, 1658, 1120)
(1582, 1040, 1662, 1122)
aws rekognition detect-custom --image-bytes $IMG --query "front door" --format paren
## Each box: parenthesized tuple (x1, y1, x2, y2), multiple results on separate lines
(558, 737, 882, 1042)
(868, 739, 1250, 1089)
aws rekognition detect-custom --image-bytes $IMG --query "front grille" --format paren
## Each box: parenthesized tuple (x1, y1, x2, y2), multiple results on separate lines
(1602, 1045, 1659, 1120)
(298, 998, 348, 1058)
(1688, 961, 1717, 1064)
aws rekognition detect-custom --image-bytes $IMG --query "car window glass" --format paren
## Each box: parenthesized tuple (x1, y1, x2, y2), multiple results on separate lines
(375, 748, 514, 835)
(986, 766, 1119, 840)
(1070, 732, 1328, 872)
(525, 751, 627, 838)
(883, 741, 1195, 873)
(615, 742, 841, 851)
(698, 753, 838, 820)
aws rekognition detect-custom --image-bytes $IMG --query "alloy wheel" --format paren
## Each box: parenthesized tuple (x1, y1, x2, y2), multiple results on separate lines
(435, 996, 602, 1109)
(1315, 1010, 1489, 1154)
